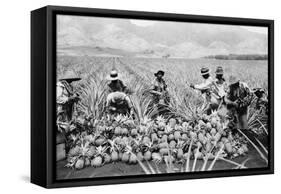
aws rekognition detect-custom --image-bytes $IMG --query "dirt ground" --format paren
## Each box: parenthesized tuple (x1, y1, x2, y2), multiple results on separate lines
(56, 147, 267, 180)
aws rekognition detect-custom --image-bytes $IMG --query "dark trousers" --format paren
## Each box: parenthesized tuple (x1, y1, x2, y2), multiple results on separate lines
(237, 107, 248, 129)
(227, 106, 248, 130)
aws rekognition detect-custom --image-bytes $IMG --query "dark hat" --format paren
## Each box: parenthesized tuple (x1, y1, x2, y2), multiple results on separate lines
(215, 66, 224, 75)
(107, 70, 120, 81)
(59, 70, 81, 82)
(253, 88, 265, 93)
(154, 70, 165, 77)
(201, 67, 210, 76)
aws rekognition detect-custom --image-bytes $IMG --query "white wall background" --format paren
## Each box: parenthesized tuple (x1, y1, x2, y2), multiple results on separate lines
(0, 0, 278, 192)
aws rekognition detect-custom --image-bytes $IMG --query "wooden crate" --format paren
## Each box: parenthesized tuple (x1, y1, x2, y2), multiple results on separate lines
(56, 132, 65, 144)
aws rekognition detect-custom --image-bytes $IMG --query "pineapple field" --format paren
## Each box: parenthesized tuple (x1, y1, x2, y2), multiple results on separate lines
(56, 56, 268, 179)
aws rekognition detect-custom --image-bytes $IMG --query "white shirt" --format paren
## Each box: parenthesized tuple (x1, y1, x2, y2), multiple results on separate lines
(194, 77, 214, 91)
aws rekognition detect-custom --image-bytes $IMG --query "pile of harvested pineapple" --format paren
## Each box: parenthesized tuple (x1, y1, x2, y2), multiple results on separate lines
(64, 112, 248, 170)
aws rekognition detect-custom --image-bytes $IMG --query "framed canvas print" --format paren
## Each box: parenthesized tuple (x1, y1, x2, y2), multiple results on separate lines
(31, 5, 274, 188)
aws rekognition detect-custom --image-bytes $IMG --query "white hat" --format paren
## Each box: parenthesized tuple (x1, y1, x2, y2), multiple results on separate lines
(107, 70, 119, 81)
(228, 75, 240, 85)
(59, 70, 81, 82)
(201, 67, 210, 76)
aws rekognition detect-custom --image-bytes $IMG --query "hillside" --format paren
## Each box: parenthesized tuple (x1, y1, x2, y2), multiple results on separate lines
(57, 15, 268, 58)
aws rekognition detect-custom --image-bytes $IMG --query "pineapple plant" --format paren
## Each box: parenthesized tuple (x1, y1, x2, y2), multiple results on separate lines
(91, 146, 108, 167)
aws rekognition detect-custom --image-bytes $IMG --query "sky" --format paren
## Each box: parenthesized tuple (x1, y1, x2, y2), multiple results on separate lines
(130, 19, 268, 34)
(57, 15, 268, 57)
(242, 26, 267, 34)
(58, 16, 267, 35)
(130, 19, 156, 27)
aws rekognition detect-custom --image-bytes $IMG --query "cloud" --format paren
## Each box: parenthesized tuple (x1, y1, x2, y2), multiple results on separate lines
(130, 19, 156, 27)
(242, 26, 268, 35)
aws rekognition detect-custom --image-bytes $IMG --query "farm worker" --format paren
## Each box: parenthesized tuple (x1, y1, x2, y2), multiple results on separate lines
(253, 88, 268, 114)
(150, 70, 170, 104)
(213, 66, 227, 99)
(224, 76, 253, 130)
(211, 66, 228, 109)
(107, 70, 129, 93)
(190, 67, 218, 114)
(106, 91, 133, 116)
(57, 70, 81, 123)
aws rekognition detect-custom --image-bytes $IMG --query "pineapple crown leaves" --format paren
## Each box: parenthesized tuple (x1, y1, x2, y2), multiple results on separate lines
(64, 156, 79, 168)
(171, 148, 179, 155)
(94, 145, 109, 157)
(79, 141, 91, 156)
(85, 113, 94, 121)
(164, 125, 173, 133)
(210, 109, 218, 117)
(135, 134, 143, 142)
(69, 124, 77, 132)
(140, 124, 153, 136)
(57, 121, 70, 130)
(131, 138, 142, 147)
(123, 137, 134, 148)
(70, 133, 79, 142)
(174, 124, 183, 131)
(176, 140, 186, 149)
(141, 116, 153, 126)
(76, 116, 86, 125)
(86, 134, 97, 144)
(143, 141, 153, 149)
(182, 121, 190, 129)
(108, 139, 119, 152)
(123, 143, 134, 154)
(209, 111, 220, 121)
(123, 119, 135, 128)
(222, 120, 229, 130)
(114, 114, 130, 123)
(128, 135, 142, 150)
(121, 136, 131, 144)
(156, 115, 166, 124)
(93, 125, 104, 136)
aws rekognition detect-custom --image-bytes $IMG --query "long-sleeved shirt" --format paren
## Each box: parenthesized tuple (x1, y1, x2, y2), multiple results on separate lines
(225, 82, 253, 109)
(193, 77, 215, 102)
(152, 78, 167, 93)
(57, 81, 73, 104)
(106, 92, 132, 114)
(194, 77, 214, 91)
(213, 78, 227, 98)
(194, 77, 227, 105)
(56, 81, 77, 121)
(108, 79, 128, 93)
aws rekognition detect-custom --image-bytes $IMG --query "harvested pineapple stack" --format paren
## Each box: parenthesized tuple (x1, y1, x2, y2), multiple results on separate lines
(65, 112, 249, 170)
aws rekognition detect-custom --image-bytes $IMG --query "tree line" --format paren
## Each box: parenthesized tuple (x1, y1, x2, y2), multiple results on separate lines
(204, 54, 267, 60)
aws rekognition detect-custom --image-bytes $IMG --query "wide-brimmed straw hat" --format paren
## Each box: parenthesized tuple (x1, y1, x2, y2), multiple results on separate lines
(215, 66, 224, 75)
(154, 70, 165, 77)
(201, 67, 210, 76)
(107, 70, 120, 81)
(59, 70, 81, 82)
(228, 75, 240, 85)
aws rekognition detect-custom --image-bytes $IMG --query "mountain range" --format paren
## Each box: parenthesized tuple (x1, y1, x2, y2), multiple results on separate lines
(57, 16, 268, 58)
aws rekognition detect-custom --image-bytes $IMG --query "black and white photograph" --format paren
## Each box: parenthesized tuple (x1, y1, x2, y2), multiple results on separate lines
(56, 14, 270, 180)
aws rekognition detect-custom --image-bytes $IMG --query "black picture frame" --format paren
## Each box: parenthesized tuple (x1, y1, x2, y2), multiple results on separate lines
(31, 5, 274, 188)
